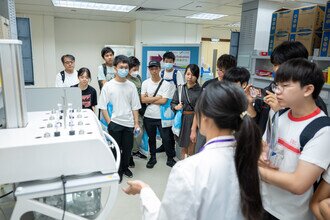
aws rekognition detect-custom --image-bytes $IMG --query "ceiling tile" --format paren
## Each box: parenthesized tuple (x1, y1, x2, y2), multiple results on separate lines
(180, 1, 222, 11)
(209, 5, 242, 15)
(142, 0, 193, 10)
(164, 9, 196, 17)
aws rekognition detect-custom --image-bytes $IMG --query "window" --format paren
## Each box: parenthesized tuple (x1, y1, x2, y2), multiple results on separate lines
(16, 17, 34, 85)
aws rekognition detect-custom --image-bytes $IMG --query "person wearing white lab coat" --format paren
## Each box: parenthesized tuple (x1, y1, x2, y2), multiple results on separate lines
(124, 81, 264, 220)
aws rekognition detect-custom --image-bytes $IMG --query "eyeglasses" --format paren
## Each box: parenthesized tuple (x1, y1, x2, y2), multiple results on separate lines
(270, 82, 286, 93)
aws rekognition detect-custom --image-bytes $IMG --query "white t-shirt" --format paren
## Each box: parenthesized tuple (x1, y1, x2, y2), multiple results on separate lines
(262, 108, 330, 220)
(140, 136, 244, 220)
(55, 70, 79, 87)
(97, 65, 115, 82)
(98, 79, 141, 127)
(141, 78, 171, 119)
(323, 167, 330, 184)
(161, 69, 185, 98)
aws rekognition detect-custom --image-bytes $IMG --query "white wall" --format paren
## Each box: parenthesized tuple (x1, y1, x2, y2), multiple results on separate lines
(17, 14, 224, 92)
(131, 20, 203, 62)
(54, 18, 130, 91)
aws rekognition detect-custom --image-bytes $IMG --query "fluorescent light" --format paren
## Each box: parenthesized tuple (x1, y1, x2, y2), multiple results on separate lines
(186, 13, 227, 20)
(52, 0, 136, 12)
(211, 38, 219, 42)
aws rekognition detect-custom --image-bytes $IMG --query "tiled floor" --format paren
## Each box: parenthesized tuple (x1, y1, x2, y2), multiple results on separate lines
(108, 152, 173, 220)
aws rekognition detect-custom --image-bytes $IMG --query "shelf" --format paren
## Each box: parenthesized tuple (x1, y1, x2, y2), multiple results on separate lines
(311, 57, 330, 62)
(323, 83, 330, 90)
(252, 75, 274, 82)
(251, 56, 270, 60)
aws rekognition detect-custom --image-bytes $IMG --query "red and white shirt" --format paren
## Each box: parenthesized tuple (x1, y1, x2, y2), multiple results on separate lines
(262, 108, 330, 220)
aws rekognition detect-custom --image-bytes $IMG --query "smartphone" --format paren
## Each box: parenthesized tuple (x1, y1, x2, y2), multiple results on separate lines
(250, 86, 267, 100)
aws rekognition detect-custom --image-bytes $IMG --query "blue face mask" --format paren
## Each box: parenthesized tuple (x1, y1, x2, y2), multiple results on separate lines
(117, 69, 129, 78)
(164, 63, 174, 70)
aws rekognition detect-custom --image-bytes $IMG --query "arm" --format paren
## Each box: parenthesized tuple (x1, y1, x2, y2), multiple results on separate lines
(102, 109, 111, 125)
(190, 114, 198, 143)
(123, 164, 196, 220)
(133, 110, 140, 130)
(153, 97, 168, 105)
(141, 93, 162, 104)
(259, 160, 324, 195)
(310, 180, 330, 220)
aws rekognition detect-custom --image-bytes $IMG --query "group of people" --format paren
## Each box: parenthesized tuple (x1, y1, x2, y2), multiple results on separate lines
(123, 41, 330, 220)
(55, 42, 330, 220)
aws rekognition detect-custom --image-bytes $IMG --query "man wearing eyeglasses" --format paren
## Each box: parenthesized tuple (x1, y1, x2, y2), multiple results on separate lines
(55, 54, 79, 87)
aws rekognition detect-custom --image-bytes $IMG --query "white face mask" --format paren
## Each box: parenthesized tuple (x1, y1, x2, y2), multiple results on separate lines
(131, 71, 139, 78)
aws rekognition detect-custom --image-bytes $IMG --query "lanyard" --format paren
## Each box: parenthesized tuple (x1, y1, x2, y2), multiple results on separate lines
(198, 138, 236, 153)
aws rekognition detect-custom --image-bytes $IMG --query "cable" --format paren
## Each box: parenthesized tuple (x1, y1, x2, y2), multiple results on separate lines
(0, 191, 13, 199)
(61, 175, 67, 220)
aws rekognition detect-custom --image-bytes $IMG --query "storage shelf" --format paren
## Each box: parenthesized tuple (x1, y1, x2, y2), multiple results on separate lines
(251, 56, 270, 60)
(311, 57, 330, 62)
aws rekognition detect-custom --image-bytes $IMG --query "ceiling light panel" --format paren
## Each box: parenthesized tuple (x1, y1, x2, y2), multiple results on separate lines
(51, 0, 136, 12)
(186, 13, 227, 20)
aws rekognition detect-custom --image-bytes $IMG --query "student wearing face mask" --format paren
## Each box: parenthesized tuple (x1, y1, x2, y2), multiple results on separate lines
(127, 56, 148, 168)
(156, 52, 185, 153)
(98, 55, 141, 182)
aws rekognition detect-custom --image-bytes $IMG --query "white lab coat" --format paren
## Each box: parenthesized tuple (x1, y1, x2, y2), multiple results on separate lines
(140, 136, 244, 220)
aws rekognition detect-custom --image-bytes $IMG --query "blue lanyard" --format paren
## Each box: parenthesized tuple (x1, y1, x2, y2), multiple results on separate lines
(198, 138, 236, 153)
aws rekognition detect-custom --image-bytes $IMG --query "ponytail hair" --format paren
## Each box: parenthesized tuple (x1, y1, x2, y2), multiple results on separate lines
(235, 113, 263, 220)
(195, 81, 263, 220)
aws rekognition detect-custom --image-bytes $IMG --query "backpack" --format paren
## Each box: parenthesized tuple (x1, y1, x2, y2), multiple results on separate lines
(102, 63, 107, 78)
(277, 108, 330, 151)
(60, 71, 65, 83)
(277, 108, 330, 190)
(161, 69, 178, 87)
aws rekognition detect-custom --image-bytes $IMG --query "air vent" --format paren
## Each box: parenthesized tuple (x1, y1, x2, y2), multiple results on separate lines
(135, 7, 167, 12)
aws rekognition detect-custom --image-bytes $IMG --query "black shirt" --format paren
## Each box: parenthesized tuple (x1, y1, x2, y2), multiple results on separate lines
(201, 78, 219, 90)
(72, 84, 97, 110)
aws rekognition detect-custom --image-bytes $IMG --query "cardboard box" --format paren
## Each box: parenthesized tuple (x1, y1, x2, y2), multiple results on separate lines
(291, 5, 325, 33)
(268, 33, 290, 54)
(290, 32, 322, 56)
(323, 1, 330, 30)
(320, 31, 330, 56)
(270, 10, 293, 35)
(0, 16, 10, 39)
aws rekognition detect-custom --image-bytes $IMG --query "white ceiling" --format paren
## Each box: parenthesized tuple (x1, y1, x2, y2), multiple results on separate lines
(14, 0, 329, 33)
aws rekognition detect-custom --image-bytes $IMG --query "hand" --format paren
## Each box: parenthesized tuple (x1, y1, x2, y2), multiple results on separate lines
(190, 129, 197, 143)
(122, 180, 149, 195)
(143, 92, 148, 97)
(174, 102, 183, 111)
(264, 91, 281, 112)
(134, 124, 140, 132)
(258, 141, 279, 169)
(244, 84, 254, 104)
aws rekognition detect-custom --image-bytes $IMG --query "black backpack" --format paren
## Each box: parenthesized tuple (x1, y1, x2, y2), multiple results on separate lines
(60, 71, 65, 83)
(277, 108, 330, 190)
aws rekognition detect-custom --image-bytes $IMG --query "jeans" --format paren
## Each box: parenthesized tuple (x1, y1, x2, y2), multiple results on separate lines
(143, 117, 175, 159)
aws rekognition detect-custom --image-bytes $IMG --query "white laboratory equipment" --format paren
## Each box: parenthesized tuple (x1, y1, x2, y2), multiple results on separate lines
(0, 40, 121, 219)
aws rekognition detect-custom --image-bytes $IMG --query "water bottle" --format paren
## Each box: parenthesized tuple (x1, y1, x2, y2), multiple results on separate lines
(269, 147, 284, 168)
(134, 127, 141, 137)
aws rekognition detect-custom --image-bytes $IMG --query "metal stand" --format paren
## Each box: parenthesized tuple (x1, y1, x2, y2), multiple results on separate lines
(11, 173, 119, 220)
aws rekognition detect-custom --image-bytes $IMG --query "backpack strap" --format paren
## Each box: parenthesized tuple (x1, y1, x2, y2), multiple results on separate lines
(160, 69, 178, 87)
(102, 63, 107, 78)
(173, 69, 178, 87)
(60, 71, 65, 83)
(300, 116, 330, 151)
